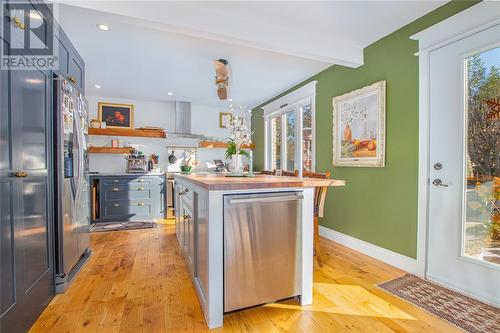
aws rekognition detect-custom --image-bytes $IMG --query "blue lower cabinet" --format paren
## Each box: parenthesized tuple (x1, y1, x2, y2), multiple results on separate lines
(90, 175, 166, 222)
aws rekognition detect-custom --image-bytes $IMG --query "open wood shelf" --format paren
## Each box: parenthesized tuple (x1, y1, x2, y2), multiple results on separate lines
(88, 128, 166, 138)
(198, 141, 255, 149)
(88, 146, 134, 154)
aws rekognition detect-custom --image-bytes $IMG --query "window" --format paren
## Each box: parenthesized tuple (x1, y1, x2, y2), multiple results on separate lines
(463, 46, 499, 266)
(263, 81, 317, 174)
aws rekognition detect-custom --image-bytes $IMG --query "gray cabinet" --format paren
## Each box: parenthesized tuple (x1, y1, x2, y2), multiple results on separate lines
(55, 29, 85, 93)
(0, 37, 54, 333)
(90, 175, 166, 222)
(174, 179, 208, 302)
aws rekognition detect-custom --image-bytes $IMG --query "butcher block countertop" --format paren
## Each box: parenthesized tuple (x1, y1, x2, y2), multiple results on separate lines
(175, 173, 346, 191)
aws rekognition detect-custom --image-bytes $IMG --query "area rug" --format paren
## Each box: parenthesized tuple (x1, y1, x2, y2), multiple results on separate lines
(90, 221, 156, 232)
(378, 274, 499, 333)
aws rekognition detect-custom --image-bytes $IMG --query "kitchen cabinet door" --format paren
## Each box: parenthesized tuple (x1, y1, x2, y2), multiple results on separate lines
(0, 42, 54, 332)
(184, 203, 195, 274)
(194, 190, 208, 300)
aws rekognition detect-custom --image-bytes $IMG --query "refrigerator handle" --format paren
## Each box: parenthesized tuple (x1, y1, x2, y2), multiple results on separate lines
(73, 106, 83, 204)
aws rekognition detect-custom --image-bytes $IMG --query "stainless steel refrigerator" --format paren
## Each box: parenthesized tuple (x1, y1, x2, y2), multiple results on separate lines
(53, 76, 91, 293)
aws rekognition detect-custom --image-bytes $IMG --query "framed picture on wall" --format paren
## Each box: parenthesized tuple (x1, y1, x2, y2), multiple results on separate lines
(98, 102, 134, 129)
(332, 80, 386, 167)
(219, 112, 233, 128)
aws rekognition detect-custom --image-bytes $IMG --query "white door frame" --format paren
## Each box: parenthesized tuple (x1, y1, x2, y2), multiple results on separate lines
(411, 1, 500, 278)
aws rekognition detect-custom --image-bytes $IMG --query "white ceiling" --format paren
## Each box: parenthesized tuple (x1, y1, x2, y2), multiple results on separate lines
(56, 1, 445, 107)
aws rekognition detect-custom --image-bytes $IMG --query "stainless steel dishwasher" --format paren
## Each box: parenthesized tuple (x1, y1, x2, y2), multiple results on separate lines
(224, 191, 303, 312)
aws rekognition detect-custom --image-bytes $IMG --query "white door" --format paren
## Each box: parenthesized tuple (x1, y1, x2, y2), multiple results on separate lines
(427, 24, 500, 306)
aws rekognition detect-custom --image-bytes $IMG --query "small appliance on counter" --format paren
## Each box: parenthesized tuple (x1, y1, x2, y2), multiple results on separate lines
(127, 151, 148, 173)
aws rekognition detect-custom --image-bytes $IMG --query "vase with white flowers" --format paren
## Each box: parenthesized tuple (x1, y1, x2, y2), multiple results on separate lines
(226, 108, 253, 176)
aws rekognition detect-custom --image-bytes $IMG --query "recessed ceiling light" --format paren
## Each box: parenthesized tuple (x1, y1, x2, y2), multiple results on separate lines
(94, 84, 101, 89)
(97, 24, 110, 31)
(167, 92, 173, 96)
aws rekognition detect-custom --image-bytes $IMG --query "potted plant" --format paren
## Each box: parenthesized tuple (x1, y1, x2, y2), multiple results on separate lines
(180, 156, 193, 174)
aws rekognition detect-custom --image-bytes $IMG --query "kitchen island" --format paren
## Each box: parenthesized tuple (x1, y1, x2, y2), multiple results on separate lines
(174, 173, 345, 329)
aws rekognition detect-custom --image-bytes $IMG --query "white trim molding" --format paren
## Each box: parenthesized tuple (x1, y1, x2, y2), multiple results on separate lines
(319, 226, 418, 274)
(411, 1, 500, 278)
(262, 81, 317, 117)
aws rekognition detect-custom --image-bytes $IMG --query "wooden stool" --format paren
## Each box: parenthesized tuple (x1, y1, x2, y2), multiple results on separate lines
(303, 170, 331, 267)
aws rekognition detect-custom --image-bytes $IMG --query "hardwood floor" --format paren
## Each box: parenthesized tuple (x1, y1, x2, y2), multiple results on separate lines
(29, 224, 460, 333)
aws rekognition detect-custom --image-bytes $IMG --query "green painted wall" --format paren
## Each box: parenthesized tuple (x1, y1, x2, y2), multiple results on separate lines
(251, 1, 479, 258)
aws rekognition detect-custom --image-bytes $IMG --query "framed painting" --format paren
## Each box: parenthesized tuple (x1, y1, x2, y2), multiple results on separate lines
(98, 102, 134, 129)
(220, 112, 233, 128)
(332, 80, 386, 167)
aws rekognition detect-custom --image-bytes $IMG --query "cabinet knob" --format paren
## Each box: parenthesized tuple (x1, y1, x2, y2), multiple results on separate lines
(137, 179, 144, 183)
(137, 202, 145, 206)
(137, 187, 145, 191)
(113, 203, 120, 207)
(112, 188, 119, 191)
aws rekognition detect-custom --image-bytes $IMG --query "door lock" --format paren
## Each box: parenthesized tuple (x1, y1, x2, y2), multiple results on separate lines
(432, 179, 449, 187)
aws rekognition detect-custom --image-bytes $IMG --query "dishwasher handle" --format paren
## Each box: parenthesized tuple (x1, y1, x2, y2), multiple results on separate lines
(228, 195, 303, 204)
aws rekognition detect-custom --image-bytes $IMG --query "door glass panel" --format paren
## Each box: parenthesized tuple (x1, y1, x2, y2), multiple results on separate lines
(464, 46, 500, 266)
(285, 111, 296, 171)
(302, 104, 313, 172)
(271, 117, 281, 170)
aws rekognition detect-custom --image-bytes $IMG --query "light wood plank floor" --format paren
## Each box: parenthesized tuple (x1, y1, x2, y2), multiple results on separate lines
(29, 224, 460, 333)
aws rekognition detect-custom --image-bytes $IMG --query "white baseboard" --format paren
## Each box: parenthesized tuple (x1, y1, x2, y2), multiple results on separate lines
(319, 226, 418, 274)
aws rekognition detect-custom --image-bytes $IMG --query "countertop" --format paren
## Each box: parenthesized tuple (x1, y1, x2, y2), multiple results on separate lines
(175, 173, 346, 190)
(89, 172, 166, 177)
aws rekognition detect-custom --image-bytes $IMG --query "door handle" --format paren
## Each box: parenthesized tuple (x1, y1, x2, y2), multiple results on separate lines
(229, 195, 303, 204)
(68, 76, 77, 85)
(10, 17, 26, 30)
(14, 171, 28, 178)
(112, 188, 120, 191)
(432, 179, 449, 187)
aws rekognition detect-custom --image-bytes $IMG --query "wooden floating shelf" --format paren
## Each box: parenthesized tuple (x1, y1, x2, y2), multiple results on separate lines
(88, 146, 134, 154)
(88, 128, 166, 139)
(199, 141, 255, 149)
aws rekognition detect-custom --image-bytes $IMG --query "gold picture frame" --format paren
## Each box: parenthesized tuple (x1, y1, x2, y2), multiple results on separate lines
(98, 102, 134, 129)
(332, 80, 386, 167)
(219, 112, 232, 128)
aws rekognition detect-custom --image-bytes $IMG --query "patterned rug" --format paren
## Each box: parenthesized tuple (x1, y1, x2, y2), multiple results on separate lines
(379, 274, 500, 333)
(90, 221, 156, 232)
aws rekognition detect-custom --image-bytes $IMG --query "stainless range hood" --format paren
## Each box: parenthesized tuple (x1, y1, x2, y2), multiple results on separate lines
(167, 101, 204, 139)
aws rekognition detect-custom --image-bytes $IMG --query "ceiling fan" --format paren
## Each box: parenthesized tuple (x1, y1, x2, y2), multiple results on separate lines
(214, 59, 230, 100)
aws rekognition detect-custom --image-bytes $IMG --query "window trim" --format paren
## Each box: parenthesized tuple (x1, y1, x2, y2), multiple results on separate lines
(263, 81, 317, 174)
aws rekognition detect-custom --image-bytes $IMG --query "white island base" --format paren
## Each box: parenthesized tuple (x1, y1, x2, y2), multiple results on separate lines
(174, 174, 345, 329)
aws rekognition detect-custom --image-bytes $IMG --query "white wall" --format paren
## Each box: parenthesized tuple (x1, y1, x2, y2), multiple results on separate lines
(87, 96, 234, 173)
(191, 104, 232, 171)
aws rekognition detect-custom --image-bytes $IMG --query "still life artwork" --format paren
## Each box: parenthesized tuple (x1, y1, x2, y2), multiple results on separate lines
(332, 80, 385, 167)
(98, 102, 134, 129)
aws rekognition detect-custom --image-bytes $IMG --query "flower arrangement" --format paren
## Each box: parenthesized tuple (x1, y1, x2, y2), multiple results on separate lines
(226, 107, 253, 174)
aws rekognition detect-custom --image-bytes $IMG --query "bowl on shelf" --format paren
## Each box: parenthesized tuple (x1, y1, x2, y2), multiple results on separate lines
(180, 165, 192, 174)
